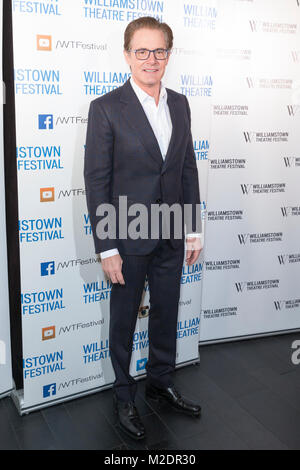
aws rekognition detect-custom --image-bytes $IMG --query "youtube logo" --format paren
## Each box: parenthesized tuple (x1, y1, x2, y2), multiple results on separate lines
(37, 35, 52, 51)
(42, 326, 56, 341)
(40, 187, 55, 202)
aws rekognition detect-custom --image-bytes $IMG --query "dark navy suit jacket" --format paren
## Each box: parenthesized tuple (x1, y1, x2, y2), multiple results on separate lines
(84, 79, 201, 255)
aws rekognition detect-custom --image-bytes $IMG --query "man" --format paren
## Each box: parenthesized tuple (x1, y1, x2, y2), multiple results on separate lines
(84, 17, 203, 441)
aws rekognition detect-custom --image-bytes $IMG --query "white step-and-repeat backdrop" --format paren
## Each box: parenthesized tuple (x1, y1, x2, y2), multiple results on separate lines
(12, 0, 211, 413)
(201, 0, 300, 342)
(11, 0, 300, 413)
(0, 0, 13, 399)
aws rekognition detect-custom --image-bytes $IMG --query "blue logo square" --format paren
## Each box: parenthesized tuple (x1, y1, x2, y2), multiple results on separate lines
(39, 114, 53, 129)
(43, 383, 56, 398)
(41, 261, 55, 276)
(136, 358, 147, 371)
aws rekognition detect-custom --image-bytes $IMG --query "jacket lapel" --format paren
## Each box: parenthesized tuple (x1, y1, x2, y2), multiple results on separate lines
(119, 80, 182, 173)
(161, 90, 180, 174)
(120, 80, 163, 169)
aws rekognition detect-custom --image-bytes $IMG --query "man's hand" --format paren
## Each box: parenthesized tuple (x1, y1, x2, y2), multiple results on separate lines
(101, 254, 125, 285)
(185, 237, 202, 265)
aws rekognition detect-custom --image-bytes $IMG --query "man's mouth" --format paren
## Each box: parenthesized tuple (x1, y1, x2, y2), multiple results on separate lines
(143, 69, 159, 73)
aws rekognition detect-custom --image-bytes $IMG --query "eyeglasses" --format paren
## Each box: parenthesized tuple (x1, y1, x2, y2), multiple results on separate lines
(128, 48, 170, 60)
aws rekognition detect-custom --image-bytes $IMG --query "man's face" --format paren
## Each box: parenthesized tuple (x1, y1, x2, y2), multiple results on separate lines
(124, 28, 170, 90)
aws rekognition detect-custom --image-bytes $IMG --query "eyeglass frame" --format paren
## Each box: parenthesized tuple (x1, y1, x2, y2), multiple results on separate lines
(127, 48, 171, 60)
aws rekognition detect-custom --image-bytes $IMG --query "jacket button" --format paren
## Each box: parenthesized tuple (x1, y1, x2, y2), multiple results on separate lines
(155, 198, 162, 204)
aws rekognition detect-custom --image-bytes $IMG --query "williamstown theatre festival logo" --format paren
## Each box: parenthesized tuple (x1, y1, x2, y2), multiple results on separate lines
(205, 259, 240, 271)
(274, 298, 300, 311)
(202, 306, 238, 320)
(207, 209, 243, 222)
(240, 183, 286, 195)
(278, 253, 300, 265)
(210, 158, 246, 170)
(238, 232, 283, 245)
(281, 206, 300, 217)
(246, 77, 293, 90)
(183, 3, 217, 30)
(13, 0, 62, 16)
(235, 279, 279, 293)
(249, 20, 297, 34)
(292, 51, 300, 62)
(283, 157, 300, 167)
(243, 131, 289, 143)
(213, 104, 248, 116)
(287, 105, 300, 116)
(83, 0, 164, 22)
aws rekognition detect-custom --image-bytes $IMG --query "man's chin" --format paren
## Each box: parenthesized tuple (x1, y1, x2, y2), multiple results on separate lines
(141, 76, 161, 87)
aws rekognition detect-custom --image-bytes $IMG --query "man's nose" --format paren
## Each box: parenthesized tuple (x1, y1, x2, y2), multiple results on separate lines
(147, 51, 158, 61)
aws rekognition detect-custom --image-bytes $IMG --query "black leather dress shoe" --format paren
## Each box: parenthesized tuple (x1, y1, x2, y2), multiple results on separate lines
(145, 383, 201, 417)
(114, 397, 146, 440)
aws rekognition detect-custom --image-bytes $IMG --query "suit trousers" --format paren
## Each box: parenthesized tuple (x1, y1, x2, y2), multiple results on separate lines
(109, 238, 185, 402)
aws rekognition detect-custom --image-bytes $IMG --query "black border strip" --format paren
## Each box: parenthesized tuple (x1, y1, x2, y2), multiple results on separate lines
(3, 0, 23, 390)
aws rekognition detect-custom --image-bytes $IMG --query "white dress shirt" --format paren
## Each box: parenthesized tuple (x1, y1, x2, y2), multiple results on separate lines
(130, 77, 172, 160)
(100, 77, 201, 259)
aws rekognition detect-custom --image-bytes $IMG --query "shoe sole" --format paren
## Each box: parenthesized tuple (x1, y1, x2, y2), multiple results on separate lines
(146, 392, 202, 418)
(117, 421, 146, 441)
(114, 407, 146, 441)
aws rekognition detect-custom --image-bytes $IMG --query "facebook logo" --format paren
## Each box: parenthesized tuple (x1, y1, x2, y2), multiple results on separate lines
(39, 114, 53, 130)
(136, 358, 147, 371)
(43, 383, 56, 398)
(41, 261, 55, 277)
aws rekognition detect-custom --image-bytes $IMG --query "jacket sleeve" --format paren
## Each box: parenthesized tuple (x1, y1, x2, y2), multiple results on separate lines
(84, 99, 118, 254)
(182, 95, 202, 235)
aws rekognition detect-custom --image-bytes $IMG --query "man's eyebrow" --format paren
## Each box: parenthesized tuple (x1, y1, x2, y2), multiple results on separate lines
(134, 46, 166, 49)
